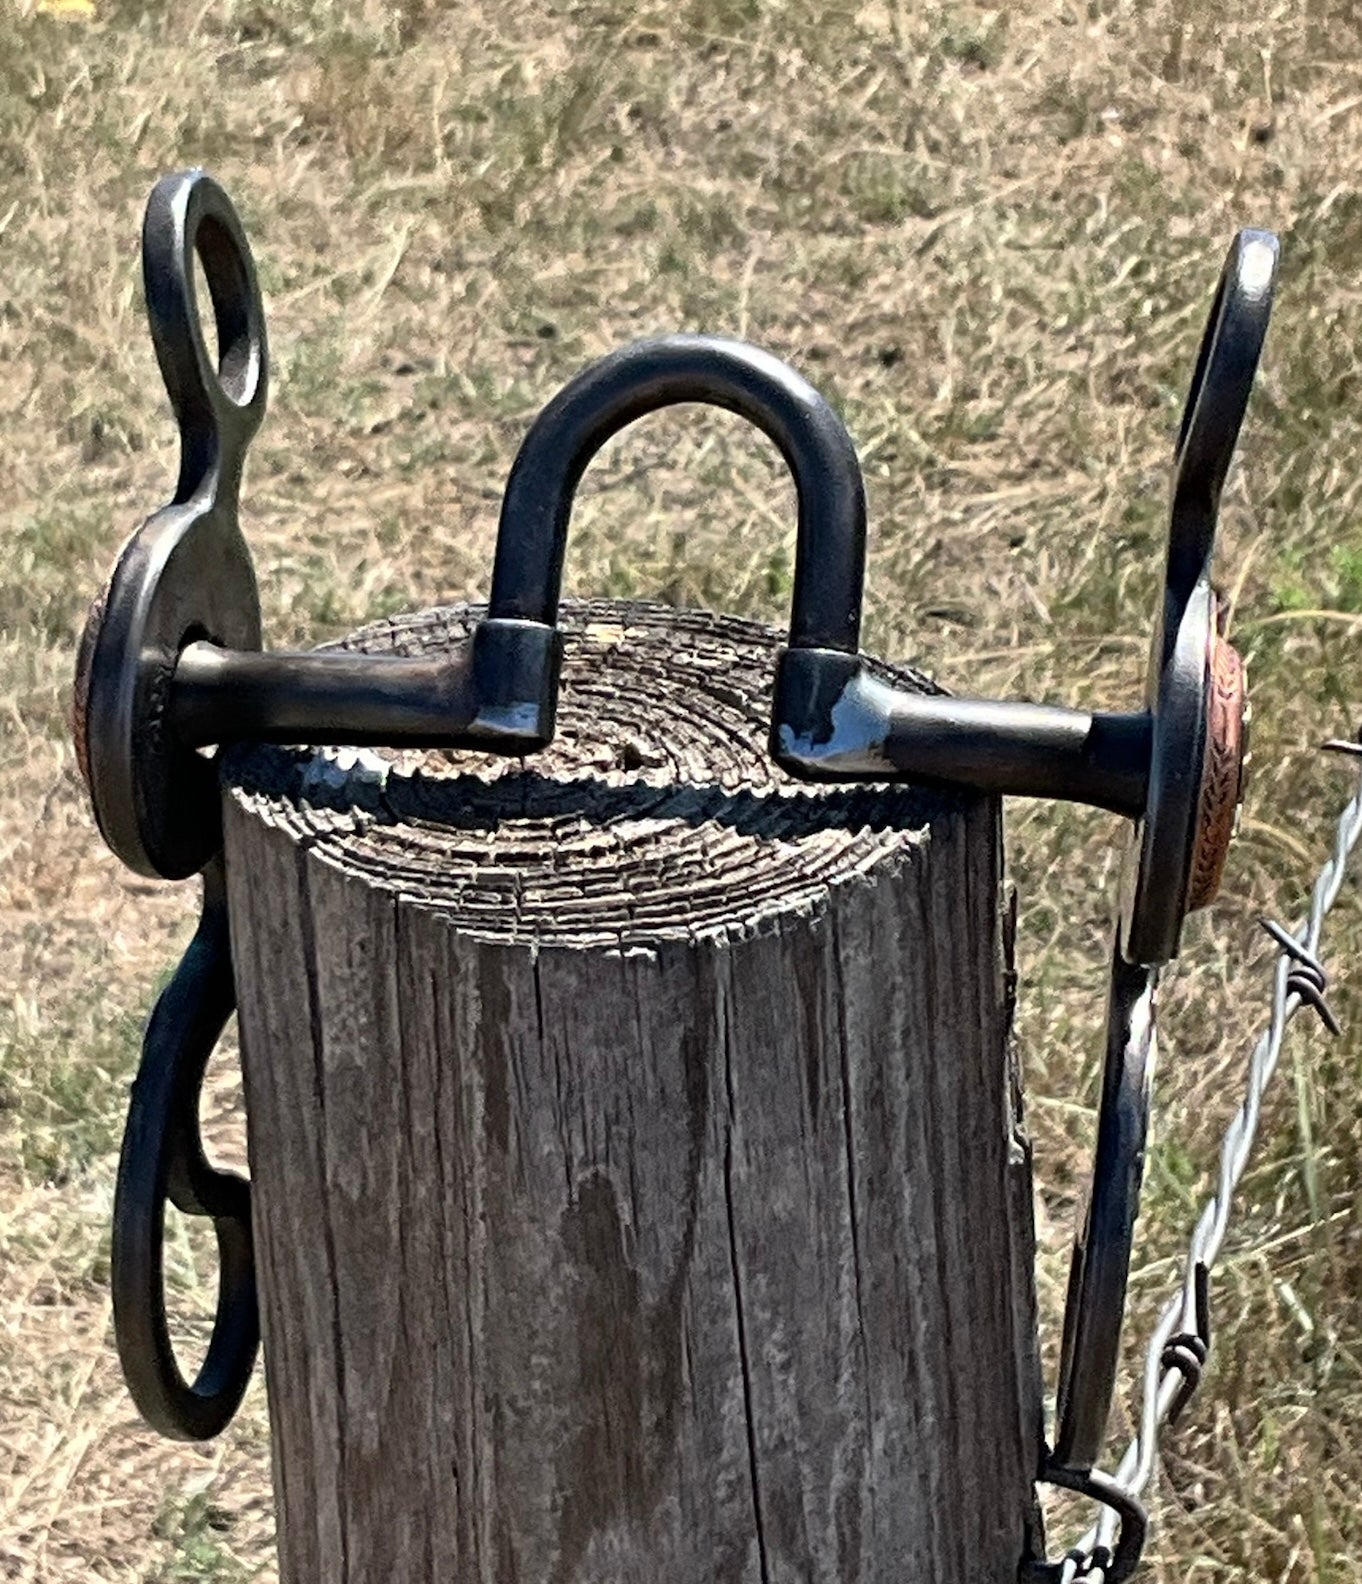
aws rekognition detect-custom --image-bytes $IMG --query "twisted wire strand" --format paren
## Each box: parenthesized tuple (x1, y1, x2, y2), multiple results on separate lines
(1062, 755, 1362, 1580)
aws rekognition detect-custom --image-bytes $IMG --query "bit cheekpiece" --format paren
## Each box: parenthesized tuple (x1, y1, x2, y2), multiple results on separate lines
(76, 170, 1275, 1584)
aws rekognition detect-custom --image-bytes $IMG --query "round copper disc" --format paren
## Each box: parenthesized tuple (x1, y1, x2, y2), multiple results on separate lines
(1187, 630, 1248, 913)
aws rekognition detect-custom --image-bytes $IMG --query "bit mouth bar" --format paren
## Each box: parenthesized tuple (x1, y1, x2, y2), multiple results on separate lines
(170, 618, 562, 757)
(772, 648, 1153, 820)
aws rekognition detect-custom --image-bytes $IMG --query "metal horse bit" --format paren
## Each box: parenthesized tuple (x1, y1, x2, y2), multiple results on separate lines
(74, 171, 1274, 1578)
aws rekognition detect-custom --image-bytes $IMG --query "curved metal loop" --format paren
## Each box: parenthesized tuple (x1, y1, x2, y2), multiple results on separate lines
(110, 860, 260, 1440)
(488, 334, 868, 653)
(1166, 228, 1278, 619)
(142, 168, 269, 503)
(1051, 954, 1158, 1475)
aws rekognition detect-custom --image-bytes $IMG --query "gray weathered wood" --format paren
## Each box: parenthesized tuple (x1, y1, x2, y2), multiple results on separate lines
(222, 598, 1043, 1583)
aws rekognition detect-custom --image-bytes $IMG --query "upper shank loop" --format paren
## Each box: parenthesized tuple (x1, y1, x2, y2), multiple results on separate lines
(142, 169, 269, 501)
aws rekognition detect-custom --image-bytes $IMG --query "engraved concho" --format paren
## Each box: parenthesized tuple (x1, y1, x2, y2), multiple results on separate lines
(1187, 626, 1248, 913)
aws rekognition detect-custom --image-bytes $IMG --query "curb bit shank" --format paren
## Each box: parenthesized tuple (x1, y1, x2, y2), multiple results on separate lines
(75, 171, 1275, 1583)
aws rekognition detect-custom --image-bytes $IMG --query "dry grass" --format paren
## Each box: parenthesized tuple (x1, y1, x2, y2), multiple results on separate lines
(4, 0, 1362, 1576)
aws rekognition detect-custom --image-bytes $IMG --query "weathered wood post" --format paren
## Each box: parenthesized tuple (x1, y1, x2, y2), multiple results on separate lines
(223, 598, 1044, 1583)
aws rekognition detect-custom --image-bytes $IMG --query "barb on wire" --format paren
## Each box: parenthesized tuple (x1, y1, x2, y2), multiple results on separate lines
(1055, 738, 1362, 1582)
(1258, 916, 1342, 1036)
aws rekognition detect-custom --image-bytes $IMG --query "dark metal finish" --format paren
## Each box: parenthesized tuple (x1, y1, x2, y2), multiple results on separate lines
(1259, 915, 1342, 1037)
(774, 648, 1152, 816)
(1048, 780, 1362, 1580)
(488, 335, 868, 650)
(76, 171, 873, 1442)
(1168, 232, 1279, 645)
(763, 227, 1277, 1563)
(1020, 1466, 1149, 1584)
(1125, 229, 1278, 965)
(773, 230, 1278, 970)
(1160, 1261, 1211, 1428)
(78, 328, 868, 879)
(1039, 232, 1278, 1498)
(170, 618, 562, 755)
(110, 859, 259, 1440)
(73, 172, 569, 1440)
(1052, 955, 1158, 1473)
(773, 619, 1235, 963)
(73, 171, 567, 885)
(773, 613, 1208, 947)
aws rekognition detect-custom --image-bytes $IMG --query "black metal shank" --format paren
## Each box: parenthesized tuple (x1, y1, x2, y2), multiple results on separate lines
(1051, 955, 1158, 1473)
(1122, 228, 1279, 967)
(1036, 230, 1277, 1505)
(83, 178, 880, 1440)
(77, 172, 568, 879)
(110, 860, 259, 1440)
(774, 229, 1277, 972)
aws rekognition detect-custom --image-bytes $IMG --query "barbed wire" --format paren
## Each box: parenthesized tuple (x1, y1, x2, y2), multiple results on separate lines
(1057, 742, 1362, 1582)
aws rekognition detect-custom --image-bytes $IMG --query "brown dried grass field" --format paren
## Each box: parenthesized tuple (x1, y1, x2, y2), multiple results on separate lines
(3, 0, 1362, 1577)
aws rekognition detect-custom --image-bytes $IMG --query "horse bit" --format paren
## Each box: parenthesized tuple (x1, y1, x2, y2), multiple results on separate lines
(73, 170, 1276, 1580)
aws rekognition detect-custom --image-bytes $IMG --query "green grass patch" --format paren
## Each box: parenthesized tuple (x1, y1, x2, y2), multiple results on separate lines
(150, 1490, 259, 1583)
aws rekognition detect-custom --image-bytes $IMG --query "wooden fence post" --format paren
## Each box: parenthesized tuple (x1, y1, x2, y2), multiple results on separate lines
(221, 598, 1045, 1583)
